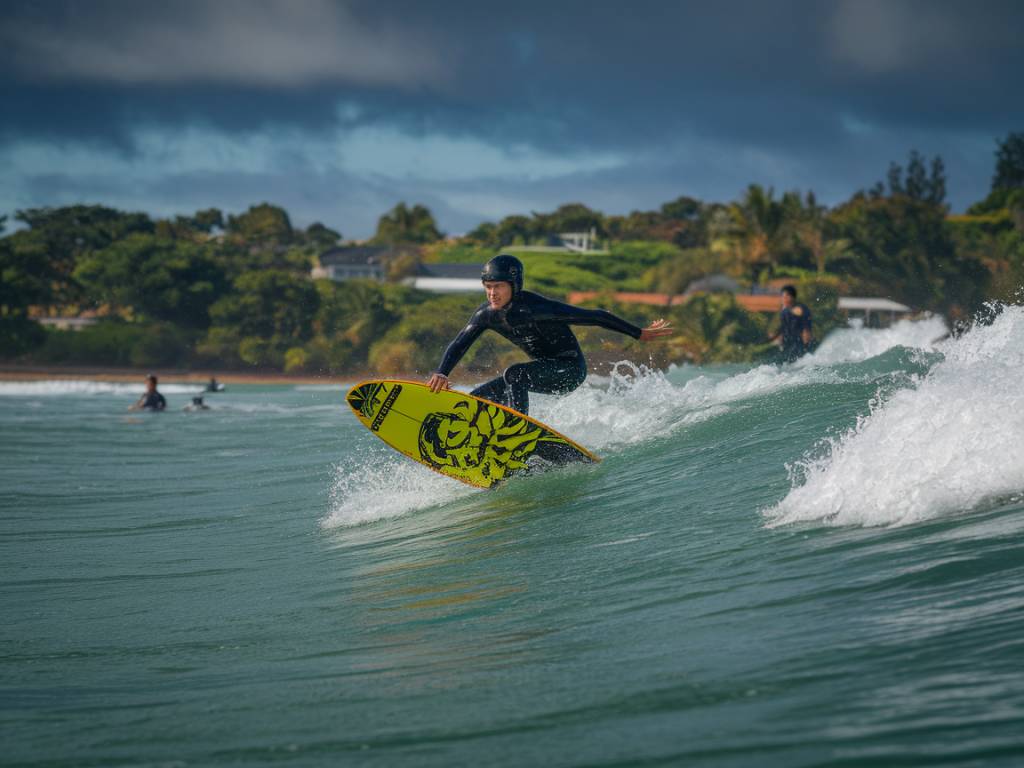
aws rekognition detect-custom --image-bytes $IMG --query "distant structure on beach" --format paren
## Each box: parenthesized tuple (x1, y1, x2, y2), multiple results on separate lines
(312, 246, 388, 281)
(514, 228, 609, 254)
(403, 263, 482, 293)
(29, 309, 99, 332)
(837, 297, 914, 326)
(567, 280, 916, 327)
(558, 228, 604, 253)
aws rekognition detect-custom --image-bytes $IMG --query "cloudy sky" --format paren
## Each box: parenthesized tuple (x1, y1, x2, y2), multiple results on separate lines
(2, 0, 1022, 238)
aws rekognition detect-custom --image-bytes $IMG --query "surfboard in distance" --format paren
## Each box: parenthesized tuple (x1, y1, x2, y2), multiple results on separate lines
(345, 379, 599, 489)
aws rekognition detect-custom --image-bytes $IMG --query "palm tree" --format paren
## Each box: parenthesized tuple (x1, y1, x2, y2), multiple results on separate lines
(725, 185, 787, 280)
(792, 192, 852, 275)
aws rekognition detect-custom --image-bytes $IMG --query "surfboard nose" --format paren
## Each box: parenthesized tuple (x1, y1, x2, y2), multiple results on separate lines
(346, 382, 383, 419)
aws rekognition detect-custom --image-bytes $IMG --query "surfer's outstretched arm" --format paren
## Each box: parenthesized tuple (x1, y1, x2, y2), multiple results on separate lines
(529, 296, 673, 341)
(427, 307, 487, 392)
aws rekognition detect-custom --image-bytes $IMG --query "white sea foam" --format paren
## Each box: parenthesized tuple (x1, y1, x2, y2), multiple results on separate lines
(799, 314, 948, 367)
(765, 305, 1024, 528)
(323, 365, 705, 528)
(324, 314, 964, 528)
(532, 363, 709, 449)
(0, 380, 203, 396)
(322, 451, 474, 528)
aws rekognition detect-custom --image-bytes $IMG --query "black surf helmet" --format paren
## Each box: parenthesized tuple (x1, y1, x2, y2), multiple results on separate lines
(481, 254, 524, 294)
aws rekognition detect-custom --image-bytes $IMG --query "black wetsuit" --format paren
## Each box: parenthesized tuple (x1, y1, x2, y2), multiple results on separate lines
(436, 290, 642, 414)
(138, 391, 167, 411)
(779, 303, 813, 361)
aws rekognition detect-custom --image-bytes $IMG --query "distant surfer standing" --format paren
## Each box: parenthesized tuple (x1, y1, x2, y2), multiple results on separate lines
(768, 285, 813, 362)
(130, 374, 167, 411)
(426, 255, 673, 414)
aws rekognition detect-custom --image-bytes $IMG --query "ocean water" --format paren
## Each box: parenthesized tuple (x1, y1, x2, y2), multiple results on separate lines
(3, 308, 1024, 767)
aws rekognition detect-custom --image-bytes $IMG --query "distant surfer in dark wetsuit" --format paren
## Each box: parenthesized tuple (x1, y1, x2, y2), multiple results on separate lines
(130, 374, 167, 411)
(768, 284, 813, 362)
(426, 254, 673, 414)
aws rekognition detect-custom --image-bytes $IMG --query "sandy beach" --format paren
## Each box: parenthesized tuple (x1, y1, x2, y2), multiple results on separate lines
(0, 364, 369, 386)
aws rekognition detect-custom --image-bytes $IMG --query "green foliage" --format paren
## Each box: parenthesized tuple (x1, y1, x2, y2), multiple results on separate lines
(372, 203, 442, 245)
(0, 235, 59, 356)
(829, 194, 987, 314)
(26, 321, 191, 367)
(467, 204, 607, 249)
(0, 315, 46, 358)
(423, 241, 495, 264)
(305, 222, 342, 250)
(7, 144, 1022, 374)
(214, 241, 315, 281)
(74, 234, 227, 327)
(14, 205, 155, 303)
(993, 132, 1024, 191)
(668, 294, 767, 364)
(538, 203, 605, 236)
(194, 327, 243, 367)
(206, 270, 319, 365)
(238, 337, 282, 368)
(711, 185, 803, 280)
(300, 279, 425, 373)
(879, 150, 947, 205)
(368, 294, 488, 375)
(283, 347, 309, 373)
(949, 205, 1024, 304)
(643, 248, 726, 294)
(515, 259, 612, 297)
(211, 270, 319, 340)
(0, 233, 58, 312)
(153, 209, 225, 241)
(226, 203, 293, 245)
(192, 208, 225, 233)
(605, 198, 712, 248)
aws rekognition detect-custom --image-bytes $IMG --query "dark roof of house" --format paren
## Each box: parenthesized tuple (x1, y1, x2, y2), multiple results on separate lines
(416, 263, 482, 279)
(319, 245, 390, 266)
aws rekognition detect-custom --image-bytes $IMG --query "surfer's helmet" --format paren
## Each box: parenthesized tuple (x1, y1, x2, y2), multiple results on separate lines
(481, 254, 524, 294)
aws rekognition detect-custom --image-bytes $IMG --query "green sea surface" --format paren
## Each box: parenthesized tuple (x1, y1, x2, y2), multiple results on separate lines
(3, 310, 1024, 767)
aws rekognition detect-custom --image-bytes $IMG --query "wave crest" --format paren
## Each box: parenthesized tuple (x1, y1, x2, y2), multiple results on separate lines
(765, 305, 1024, 527)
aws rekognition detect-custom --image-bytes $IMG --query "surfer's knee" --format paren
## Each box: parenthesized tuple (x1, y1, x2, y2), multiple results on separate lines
(503, 364, 532, 386)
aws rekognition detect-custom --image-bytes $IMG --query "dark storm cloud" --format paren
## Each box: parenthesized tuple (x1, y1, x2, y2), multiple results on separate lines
(2, 0, 1023, 233)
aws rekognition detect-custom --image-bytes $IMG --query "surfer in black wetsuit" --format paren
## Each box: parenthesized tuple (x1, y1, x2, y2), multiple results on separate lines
(130, 374, 167, 411)
(426, 255, 673, 414)
(768, 285, 813, 362)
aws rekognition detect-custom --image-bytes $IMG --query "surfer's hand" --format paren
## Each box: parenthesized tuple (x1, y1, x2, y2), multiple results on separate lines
(427, 373, 449, 393)
(640, 319, 673, 341)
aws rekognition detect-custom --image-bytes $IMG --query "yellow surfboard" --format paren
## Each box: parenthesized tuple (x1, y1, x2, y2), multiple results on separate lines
(345, 379, 599, 489)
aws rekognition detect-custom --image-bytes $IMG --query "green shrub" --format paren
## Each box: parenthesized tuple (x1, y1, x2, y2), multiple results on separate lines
(284, 347, 309, 373)
(28, 320, 190, 367)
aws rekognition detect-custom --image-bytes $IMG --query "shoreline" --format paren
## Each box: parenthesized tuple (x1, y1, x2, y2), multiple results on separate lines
(0, 364, 373, 386)
(0, 356, 656, 387)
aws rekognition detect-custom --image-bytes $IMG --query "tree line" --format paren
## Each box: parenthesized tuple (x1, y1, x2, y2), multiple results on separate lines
(1, 133, 1022, 371)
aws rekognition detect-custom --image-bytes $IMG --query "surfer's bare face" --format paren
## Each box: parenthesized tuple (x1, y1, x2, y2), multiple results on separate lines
(484, 280, 513, 310)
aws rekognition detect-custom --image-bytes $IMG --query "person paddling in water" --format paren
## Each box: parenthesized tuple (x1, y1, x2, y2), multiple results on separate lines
(426, 255, 673, 414)
(767, 284, 813, 362)
(130, 374, 167, 411)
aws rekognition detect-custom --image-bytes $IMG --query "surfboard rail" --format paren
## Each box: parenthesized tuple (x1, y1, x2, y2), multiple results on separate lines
(345, 379, 599, 489)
